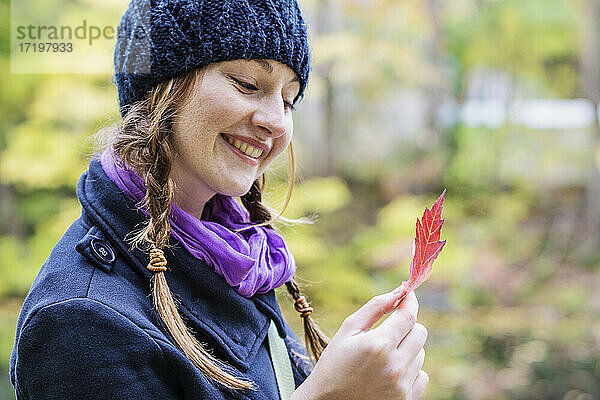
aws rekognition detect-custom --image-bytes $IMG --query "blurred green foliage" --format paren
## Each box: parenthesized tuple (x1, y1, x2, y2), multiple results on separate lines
(2, 0, 600, 399)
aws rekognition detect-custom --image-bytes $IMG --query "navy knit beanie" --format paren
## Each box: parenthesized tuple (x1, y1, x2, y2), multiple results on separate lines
(114, 0, 311, 117)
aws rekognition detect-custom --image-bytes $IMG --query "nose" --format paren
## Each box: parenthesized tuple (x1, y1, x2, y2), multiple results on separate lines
(251, 97, 287, 138)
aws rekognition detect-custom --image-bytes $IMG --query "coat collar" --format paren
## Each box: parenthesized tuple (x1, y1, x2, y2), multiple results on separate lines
(77, 156, 288, 372)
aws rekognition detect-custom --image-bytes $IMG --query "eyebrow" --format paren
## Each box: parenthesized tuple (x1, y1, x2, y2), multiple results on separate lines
(251, 59, 300, 83)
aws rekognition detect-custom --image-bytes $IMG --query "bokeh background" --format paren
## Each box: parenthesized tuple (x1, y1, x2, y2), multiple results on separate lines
(2, 0, 600, 399)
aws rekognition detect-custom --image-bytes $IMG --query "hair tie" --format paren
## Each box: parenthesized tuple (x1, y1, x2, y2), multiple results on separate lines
(147, 247, 167, 272)
(294, 296, 313, 318)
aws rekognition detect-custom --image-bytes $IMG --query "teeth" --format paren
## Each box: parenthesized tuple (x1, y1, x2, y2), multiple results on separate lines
(225, 136, 264, 159)
(251, 148, 261, 158)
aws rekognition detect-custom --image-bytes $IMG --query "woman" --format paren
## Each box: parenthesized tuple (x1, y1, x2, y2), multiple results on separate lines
(9, 0, 429, 399)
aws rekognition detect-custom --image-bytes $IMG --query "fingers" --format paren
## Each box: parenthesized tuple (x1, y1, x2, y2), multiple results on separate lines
(396, 323, 428, 370)
(387, 348, 425, 400)
(370, 291, 419, 344)
(341, 287, 413, 333)
(411, 370, 429, 399)
(406, 348, 425, 379)
(399, 349, 425, 400)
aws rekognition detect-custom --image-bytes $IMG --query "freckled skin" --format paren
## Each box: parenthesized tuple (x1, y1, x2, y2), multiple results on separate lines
(170, 59, 300, 219)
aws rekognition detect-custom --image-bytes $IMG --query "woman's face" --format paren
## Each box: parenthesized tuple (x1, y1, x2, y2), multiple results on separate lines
(170, 59, 300, 216)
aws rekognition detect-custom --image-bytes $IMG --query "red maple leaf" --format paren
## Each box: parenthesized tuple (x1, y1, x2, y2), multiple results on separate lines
(393, 189, 446, 309)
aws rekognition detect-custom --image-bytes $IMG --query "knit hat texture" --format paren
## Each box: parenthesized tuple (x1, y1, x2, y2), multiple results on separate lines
(114, 0, 311, 116)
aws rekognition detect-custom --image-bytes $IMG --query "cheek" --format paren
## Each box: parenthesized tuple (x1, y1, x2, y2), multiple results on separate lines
(200, 86, 249, 127)
(273, 131, 292, 156)
(179, 87, 247, 134)
(173, 95, 245, 155)
(257, 130, 292, 176)
(270, 119, 293, 158)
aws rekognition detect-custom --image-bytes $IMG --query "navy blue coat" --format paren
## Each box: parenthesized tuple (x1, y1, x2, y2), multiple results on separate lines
(9, 157, 313, 399)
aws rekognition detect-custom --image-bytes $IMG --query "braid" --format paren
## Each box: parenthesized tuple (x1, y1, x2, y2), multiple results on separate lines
(285, 279, 329, 362)
(111, 71, 253, 391)
(144, 132, 253, 390)
(240, 177, 271, 225)
(142, 92, 174, 248)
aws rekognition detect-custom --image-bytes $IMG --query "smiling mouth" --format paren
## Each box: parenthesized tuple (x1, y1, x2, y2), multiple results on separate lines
(222, 134, 264, 159)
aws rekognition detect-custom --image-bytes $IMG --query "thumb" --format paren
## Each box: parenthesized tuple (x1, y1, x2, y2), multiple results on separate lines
(341, 285, 407, 334)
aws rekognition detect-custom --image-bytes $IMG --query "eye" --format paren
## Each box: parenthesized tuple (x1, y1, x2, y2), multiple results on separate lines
(230, 75, 295, 112)
(230, 77, 258, 92)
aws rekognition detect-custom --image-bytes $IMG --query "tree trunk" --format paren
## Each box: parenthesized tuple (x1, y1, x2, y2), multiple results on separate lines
(423, 0, 443, 149)
(0, 182, 24, 238)
(324, 69, 336, 175)
(579, 0, 600, 247)
(314, 0, 342, 176)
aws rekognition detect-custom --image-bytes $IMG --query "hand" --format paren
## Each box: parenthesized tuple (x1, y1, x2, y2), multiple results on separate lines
(292, 290, 429, 400)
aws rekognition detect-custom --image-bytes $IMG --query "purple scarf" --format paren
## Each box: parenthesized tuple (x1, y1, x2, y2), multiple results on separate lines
(99, 147, 296, 298)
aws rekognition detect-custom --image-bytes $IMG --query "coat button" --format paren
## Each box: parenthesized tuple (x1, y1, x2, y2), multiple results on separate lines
(90, 238, 116, 265)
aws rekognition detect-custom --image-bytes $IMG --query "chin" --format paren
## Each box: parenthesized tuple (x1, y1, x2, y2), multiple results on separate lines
(216, 180, 255, 198)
